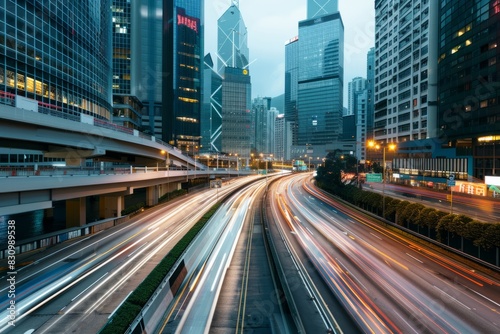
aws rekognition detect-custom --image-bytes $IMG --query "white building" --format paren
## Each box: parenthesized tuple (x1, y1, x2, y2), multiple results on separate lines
(374, 0, 439, 144)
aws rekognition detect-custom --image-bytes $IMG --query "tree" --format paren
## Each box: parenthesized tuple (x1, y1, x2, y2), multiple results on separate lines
(451, 214, 473, 237)
(479, 224, 500, 249)
(399, 203, 424, 225)
(384, 198, 400, 222)
(436, 214, 456, 242)
(395, 200, 411, 225)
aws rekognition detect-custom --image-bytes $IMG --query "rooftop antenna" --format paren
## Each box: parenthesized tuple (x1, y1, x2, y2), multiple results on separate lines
(232, 0, 239, 8)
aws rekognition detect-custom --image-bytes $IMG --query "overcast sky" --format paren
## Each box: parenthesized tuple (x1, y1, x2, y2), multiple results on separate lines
(204, 0, 375, 106)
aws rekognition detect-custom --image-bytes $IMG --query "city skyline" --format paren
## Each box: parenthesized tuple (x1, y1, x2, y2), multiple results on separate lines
(205, 0, 375, 102)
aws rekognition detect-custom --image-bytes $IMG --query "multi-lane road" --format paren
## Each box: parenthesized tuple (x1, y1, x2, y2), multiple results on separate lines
(1, 172, 499, 333)
(0, 176, 260, 333)
(269, 173, 500, 333)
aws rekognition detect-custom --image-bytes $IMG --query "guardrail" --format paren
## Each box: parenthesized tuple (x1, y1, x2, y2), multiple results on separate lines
(0, 93, 176, 151)
(0, 216, 130, 259)
(0, 165, 209, 178)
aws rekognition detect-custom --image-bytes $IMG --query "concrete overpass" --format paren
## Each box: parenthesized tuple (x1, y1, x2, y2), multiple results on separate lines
(0, 103, 246, 225)
(0, 103, 195, 167)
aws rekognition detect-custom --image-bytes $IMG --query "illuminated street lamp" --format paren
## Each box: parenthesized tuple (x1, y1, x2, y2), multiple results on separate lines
(368, 140, 396, 218)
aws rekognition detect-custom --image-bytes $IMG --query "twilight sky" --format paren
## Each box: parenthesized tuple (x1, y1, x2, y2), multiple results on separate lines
(204, 0, 375, 106)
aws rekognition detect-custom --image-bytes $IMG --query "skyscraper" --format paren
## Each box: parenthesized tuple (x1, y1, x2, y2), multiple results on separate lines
(373, 0, 438, 143)
(438, 0, 500, 179)
(307, 0, 338, 19)
(217, 2, 252, 158)
(348, 77, 367, 116)
(297, 11, 344, 146)
(366, 47, 375, 142)
(111, 0, 142, 130)
(0, 0, 112, 120)
(217, 3, 249, 75)
(285, 36, 299, 145)
(133, 0, 164, 138)
(162, 1, 204, 152)
(221, 67, 252, 157)
(201, 53, 223, 152)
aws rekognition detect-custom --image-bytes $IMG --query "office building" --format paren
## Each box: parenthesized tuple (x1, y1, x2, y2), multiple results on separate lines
(438, 0, 500, 179)
(201, 53, 223, 153)
(0, 0, 112, 120)
(221, 67, 252, 158)
(132, 0, 163, 138)
(297, 11, 344, 146)
(253, 97, 273, 154)
(111, 0, 142, 130)
(285, 36, 299, 145)
(373, 0, 439, 144)
(307, 0, 338, 19)
(162, 2, 204, 152)
(217, 3, 249, 75)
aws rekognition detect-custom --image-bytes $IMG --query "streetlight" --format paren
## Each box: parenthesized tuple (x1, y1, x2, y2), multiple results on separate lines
(368, 140, 396, 219)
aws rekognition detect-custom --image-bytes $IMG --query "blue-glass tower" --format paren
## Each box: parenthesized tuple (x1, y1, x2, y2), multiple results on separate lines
(297, 10, 344, 146)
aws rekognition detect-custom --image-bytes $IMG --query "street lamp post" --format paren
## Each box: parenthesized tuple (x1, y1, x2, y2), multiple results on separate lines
(368, 141, 396, 219)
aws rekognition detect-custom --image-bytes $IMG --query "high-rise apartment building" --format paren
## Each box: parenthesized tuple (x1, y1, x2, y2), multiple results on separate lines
(297, 11, 344, 146)
(348, 77, 367, 116)
(366, 47, 375, 142)
(373, 0, 439, 144)
(0, 0, 112, 120)
(438, 0, 500, 179)
(162, 2, 204, 152)
(217, 3, 249, 75)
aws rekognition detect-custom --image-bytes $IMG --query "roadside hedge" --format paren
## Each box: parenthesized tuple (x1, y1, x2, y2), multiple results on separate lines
(318, 184, 500, 250)
(100, 202, 221, 334)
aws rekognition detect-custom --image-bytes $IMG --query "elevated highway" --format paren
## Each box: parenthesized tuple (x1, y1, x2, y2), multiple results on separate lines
(0, 103, 247, 224)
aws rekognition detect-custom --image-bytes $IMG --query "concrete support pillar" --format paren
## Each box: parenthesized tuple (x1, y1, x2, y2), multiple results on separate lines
(99, 195, 125, 218)
(146, 185, 159, 206)
(66, 197, 86, 227)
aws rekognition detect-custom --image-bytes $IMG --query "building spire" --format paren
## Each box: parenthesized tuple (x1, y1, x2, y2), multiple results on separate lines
(232, 0, 239, 8)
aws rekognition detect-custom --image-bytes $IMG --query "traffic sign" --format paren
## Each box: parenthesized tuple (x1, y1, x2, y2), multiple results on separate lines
(366, 173, 382, 183)
(447, 173, 455, 186)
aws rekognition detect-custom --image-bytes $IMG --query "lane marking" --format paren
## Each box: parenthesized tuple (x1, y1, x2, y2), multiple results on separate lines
(406, 253, 423, 264)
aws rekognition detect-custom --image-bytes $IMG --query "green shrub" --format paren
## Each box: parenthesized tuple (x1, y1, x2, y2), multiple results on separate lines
(100, 202, 221, 333)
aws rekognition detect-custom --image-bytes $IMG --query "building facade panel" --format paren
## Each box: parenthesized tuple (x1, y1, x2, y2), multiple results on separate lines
(0, 0, 112, 119)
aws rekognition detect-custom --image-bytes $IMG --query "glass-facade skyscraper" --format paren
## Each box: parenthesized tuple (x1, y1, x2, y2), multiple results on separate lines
(0, 0, 112, 120)
(217, 4, 249, 75)
(297, 12, 344, 146)
(201, 53, 223, 152)
(285, 36, 299, 145)
(162, 1, 204, 152)
(111, 0, 142, 130)
(438, 0, 500, 179)
(307, 0, 338, 19)
(221, 67, 252, 157)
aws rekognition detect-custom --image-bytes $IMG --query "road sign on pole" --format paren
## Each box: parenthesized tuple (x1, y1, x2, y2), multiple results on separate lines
(447, 173, 455, 186)
(366, 173, 382, 183)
